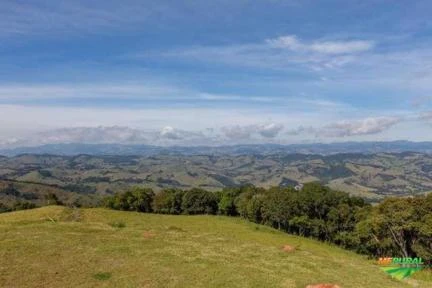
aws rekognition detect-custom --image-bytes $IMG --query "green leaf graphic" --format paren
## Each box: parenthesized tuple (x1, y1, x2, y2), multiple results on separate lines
(380, 266, 424, 280)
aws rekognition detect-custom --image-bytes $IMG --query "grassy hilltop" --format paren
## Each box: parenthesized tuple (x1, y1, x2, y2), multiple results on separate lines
(1, 206, 430, 287)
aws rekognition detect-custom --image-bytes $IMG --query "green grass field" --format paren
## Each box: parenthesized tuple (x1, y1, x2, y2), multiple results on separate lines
(0, 206, 430, 287)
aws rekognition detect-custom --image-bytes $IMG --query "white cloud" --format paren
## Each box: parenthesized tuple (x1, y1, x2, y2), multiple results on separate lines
(286, 125, 316, 136)
(33, 126, 149, 145)
(419, 111, 432, 121)
(1, 125, 214, 148)
(318, 117, 402, 137)
(266, 35, 303, 50)
(0, 83, 355, 115)
(222, 123, 284, 140)
(0, 104, 300, 147)
(285, 116, 404, 138)
(198, 93, 274, 103)
(0, 84, 184, 100)
(266, 35, 374, 54)
(156, 35, 375, 72)
(149, 36, 432, 98)
(0, 104, 420, 147)
(0, 126, 151, 148)
(222, 125, 254, 140)
(257, 123, 284, 138)
(158, 126, 204, 141)
(160, 126, 181, 140)
(310, 40, 373, 54)
(1, 123, 284, 148)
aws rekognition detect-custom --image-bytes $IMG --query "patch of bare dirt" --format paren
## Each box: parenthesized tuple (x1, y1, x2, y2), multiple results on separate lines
(282, 244, 296, 252)
(143, 231, 156, 239)
(306, 284, 341, 288)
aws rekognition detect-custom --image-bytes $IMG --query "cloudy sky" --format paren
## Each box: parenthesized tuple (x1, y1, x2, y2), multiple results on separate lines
(1, 0, 432, 147)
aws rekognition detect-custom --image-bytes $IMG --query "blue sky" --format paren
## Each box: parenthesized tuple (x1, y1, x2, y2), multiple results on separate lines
(1, 0, 432, 146)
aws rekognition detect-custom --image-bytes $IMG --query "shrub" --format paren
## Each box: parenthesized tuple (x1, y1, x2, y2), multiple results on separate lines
(12, 201, 36, 211)
(45, 193, 63, 205)
(0, 202, 11, 213)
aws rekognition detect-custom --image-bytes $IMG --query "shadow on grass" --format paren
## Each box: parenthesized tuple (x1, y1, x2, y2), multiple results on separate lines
(108, 221, 126, 228)
(93, 272, 112, 281)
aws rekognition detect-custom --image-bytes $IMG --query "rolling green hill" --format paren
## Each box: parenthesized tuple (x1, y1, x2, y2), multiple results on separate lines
(1, 206, 430, 287)
(2, 153, 432, 205)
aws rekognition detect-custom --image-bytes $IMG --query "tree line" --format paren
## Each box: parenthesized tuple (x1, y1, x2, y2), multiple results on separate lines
(103, 183, 432, 260)
(0, 192, 62, 213)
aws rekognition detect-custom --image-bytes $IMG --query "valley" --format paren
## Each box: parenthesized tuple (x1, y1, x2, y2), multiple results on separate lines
(1, 152, 432, 206)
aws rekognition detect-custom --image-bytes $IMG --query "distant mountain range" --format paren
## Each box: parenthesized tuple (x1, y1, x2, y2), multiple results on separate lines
(1, 141, 432, 156)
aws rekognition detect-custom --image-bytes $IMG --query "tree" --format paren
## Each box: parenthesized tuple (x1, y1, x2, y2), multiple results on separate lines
(412, 193, 432, 259)
(218, 188, 242, 216)
(327, 203, 359, 241)
(289, 215, 312, 236)
(181, 188, 218, 215)
(354, 196, 432, 258)
(0, 203, 11, 213)
(130, 187, 155, 212)
(104, 187, 154, 212)
(245, 194, 265, 223)
(261, 187, 295, 230)
(152, 189, 184, 214)
(236, 188, 257, 219)
(45, 193, 63, 205)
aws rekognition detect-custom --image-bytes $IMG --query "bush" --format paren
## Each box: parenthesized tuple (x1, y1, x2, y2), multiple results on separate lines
(12, 201, 36, 211)
(45, 193, 63, 205)
(0, 203, 11, 213)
